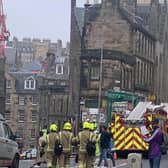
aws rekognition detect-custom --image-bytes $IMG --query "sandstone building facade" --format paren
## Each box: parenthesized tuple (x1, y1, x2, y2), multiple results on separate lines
(5, 71, 39, 151)
(38, 43, 70, 130)
(69, 0, 157, 124)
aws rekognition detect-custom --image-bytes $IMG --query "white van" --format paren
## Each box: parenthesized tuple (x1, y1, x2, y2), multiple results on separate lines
(0, 114, 19, 168)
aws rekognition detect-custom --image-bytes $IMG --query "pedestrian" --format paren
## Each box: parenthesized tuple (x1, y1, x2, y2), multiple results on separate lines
(31, 131, 47, 168)
(76, 121, 96, 168)
(142, 118, 163, 168)
(46, 123, 59, 168)
(97, 125, 111, 168)
(107, 127, 116, 168)
(58, 122, 74, 168)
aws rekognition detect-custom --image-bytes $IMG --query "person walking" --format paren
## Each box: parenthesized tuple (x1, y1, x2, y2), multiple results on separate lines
(108, 127, 116, 168)
(97, 125, 111, 168)
(142, 118, 163, 168)
(58, 122, 74, 168)
(31, 131, 47, 168)
(76, 121, 96, 168)
(46, 123, 59, 168)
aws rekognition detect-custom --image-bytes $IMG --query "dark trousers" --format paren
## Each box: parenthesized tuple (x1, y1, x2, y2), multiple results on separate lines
(108, 151, 116, 167)
(149, 156, 161, 168)
(97, 148, 108, 167)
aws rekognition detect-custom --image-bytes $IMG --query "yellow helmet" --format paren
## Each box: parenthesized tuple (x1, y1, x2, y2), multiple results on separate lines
(89, 123, 95, 131)
(63, 122, 72, 130)
(83, 121, 90, 129)
(49, 124, 58, 132)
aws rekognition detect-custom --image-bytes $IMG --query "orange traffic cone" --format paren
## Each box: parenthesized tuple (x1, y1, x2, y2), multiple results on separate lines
(114, 152, 117, 160)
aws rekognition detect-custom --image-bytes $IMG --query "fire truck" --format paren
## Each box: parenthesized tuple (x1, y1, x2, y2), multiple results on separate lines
(110, 102, 168, 157)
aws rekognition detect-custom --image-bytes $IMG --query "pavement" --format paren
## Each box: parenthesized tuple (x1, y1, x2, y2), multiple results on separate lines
(30, 157, 128, 168)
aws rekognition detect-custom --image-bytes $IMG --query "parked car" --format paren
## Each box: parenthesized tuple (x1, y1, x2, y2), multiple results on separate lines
(0, 114, 19, 168)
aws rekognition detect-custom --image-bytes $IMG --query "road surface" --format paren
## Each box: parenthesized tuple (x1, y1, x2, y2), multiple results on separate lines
(19, 154, 168, 168)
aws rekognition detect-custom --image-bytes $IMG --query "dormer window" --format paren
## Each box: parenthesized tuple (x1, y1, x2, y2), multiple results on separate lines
(24, 76, 36, 89)
(56, 64, 64, 74)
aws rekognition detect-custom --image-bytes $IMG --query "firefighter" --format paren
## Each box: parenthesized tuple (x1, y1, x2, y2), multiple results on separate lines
(31, 131, 47, 167)
(58, 122, 74, 168)
(89, 122, 98, 167)
(76, 121, 96, 168)
(46, 123, 59, 168)
(42, 125, 48, 136)
(38, 131, 47, 163)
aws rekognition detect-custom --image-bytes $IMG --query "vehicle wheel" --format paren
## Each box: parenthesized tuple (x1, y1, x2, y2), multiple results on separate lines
(9, 155, 19, 168)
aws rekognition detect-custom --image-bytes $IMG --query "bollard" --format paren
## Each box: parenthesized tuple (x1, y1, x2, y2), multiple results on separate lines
(128, 153, 142, 168)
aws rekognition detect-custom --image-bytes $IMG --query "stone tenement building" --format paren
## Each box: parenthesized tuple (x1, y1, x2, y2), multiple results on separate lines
(38, 43, 70, 130)
(4, 39, 70, 149)
(5, 70, 40, 151)
(6, 38, 65, 68)
(136, 0, 168, 102)
(69, 0, 156, 123)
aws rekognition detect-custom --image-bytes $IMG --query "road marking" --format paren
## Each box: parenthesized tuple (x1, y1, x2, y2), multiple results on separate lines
(116, 162, 128, 167)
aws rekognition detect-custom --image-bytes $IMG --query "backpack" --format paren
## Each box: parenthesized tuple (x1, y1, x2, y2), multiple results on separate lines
(86, 133, 96, 156)
(54, 140, 63, 156)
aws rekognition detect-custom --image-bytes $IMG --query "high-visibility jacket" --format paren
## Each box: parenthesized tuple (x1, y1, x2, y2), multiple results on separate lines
(95, 133, 101, 157)
(58, 130, 73, 152)
(77, 130, 96, 152)
(46, 132, 58, 152)
(42, 128, 48, 136)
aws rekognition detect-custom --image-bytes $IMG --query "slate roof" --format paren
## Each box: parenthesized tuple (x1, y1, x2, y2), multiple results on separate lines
(20, 61, 42, 72)
(86, 4, 101, 22)
(74, 7, 85, 36)
(9, 72, 39, 93)
(119, 7, 156, 40)
(5, 47, 16, 65)
(74, 4, 156, 40)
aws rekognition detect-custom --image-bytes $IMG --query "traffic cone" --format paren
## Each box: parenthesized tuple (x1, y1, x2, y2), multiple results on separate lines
(114, 151, 117, 160)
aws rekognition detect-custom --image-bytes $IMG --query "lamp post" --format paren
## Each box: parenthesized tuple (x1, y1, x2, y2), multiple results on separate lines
(97, 44, 103, 127)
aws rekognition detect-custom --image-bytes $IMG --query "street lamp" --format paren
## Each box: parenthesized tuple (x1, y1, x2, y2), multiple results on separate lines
(86, 20, 105, 128)
(97, 44, 103, 127)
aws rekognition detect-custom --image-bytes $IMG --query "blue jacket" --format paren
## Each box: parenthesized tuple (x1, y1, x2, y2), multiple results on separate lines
(109, 138, 115, 151)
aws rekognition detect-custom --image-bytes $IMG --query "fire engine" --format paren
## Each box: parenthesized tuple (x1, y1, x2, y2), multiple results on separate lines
(110, 102, 168, 157)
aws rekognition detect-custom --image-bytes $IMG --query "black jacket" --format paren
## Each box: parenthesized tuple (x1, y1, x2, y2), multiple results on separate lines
(100, 131, 111, 149)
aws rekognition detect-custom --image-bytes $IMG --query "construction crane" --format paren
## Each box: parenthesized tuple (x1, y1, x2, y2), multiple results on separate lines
(0, 0, 9, 115)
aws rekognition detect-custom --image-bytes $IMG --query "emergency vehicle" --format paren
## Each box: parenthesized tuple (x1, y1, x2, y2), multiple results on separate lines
(110, 102, 168, 157)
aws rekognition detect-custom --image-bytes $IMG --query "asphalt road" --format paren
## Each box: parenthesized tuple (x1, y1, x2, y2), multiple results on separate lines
(19, 154, 168, 168)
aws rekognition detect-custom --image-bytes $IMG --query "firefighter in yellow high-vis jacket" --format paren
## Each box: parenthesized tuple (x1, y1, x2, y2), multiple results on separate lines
(58, 122, 74, 168)
(76, 121, 96, 168)
(46, 124, 59, 168)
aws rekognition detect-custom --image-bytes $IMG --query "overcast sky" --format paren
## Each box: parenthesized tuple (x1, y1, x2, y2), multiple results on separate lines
(3, 0, 86, 45)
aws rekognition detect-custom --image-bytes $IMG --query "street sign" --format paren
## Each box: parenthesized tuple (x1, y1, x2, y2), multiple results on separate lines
(107, 91, 137, 102)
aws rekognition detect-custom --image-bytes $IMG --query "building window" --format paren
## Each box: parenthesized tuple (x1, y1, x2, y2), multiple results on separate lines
(19, 96, 25, 105)
(31, 110, 37, 122)
(31, 95, 38, 105)
(6, 94, 11, 104)
(56, 64, 64, 74)
(18, 110, 25, 121)
(6, 80, 12, 88)
(24, 76, 36, 90)
(5, 111, 10, 121)
(31, 128, 36, 138)
(17, 127, 23, 138)
(91, 65, 100, 80)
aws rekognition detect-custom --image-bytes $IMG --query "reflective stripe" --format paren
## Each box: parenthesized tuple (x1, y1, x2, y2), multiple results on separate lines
(114, 114, 149, 151)
(59, 131, 72, 151)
